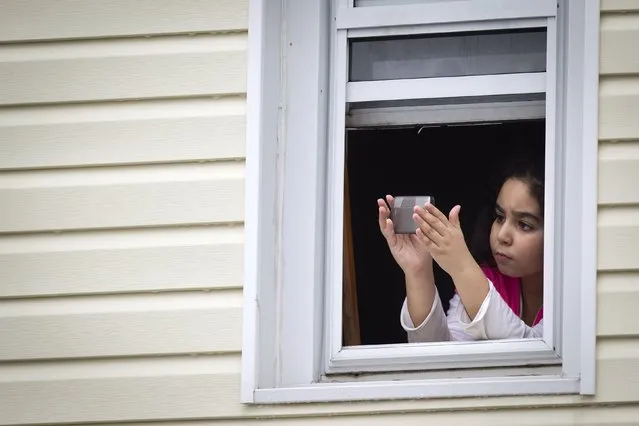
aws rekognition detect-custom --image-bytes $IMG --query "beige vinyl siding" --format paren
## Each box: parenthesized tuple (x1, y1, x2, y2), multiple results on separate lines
(0, 0, 247, 42)
(601, 0, 639, 13)
(0, 164, 243, 232)
(0, 291, 242, 360)
(0, 36, 245, 106)
(2, 1, 639, 425)
(0, 227, 243, 297)
(0, 99, 245, 169)
(597, 0, 639, 353)
(0, 1, 249, 425)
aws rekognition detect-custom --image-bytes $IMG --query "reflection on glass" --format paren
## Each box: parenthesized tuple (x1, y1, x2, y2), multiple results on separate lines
(350, 29, 547, 82)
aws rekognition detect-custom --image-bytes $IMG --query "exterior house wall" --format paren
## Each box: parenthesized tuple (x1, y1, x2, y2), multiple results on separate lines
(0, 0, 638, 425)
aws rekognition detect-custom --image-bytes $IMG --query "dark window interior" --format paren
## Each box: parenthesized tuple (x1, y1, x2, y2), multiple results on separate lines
(346, 120, 545, 345)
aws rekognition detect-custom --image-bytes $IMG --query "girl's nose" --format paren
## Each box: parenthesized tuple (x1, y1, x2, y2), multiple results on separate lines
(497, 223, 513, 245)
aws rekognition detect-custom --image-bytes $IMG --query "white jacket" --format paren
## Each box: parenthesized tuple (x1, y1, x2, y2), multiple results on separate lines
(400, 279, 544, 342)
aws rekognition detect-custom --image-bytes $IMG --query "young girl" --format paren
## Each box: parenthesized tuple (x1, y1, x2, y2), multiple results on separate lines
(377, 160, 544, 342)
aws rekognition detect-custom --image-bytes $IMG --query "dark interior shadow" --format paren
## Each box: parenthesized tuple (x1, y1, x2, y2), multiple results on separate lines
(346, 120, 545, 345)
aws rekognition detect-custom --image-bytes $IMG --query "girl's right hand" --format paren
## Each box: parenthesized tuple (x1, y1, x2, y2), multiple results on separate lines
(378, 195, 433, 275)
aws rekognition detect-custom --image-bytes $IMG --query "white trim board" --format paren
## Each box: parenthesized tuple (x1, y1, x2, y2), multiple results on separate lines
(346, 73, 546, 103)
(241, 0, 282, 403)
(337, 0, 557, 30)
(578, 0, 599, 396)
(254, 376, 580, 404)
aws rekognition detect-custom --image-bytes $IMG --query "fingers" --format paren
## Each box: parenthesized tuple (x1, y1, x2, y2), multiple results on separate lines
(385, 194, 394, 207)
(377, 202, 389, 233)
(416, 227, 438, 251)
(424, 203, 450, 226)
(414, 211, 443, 247)
(414, 205, 447, 237)
(412, 230, 431, 254)
(377, 198, 390, 226)
(377, 197, 389, 216)
(409, 233, 427, 248)
(377, 196, 456, 251)
(448, 205, 462, 228)
(377, 197, 396, 242)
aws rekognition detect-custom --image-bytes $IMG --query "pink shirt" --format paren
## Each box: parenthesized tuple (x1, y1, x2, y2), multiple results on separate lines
(481, 266, 543, 326)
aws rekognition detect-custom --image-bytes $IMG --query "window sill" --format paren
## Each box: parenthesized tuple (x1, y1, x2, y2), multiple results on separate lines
(327, 339, 560, 374)
(251, 375, 580, 404)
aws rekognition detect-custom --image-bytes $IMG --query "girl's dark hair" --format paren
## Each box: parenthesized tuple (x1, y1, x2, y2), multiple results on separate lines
(469, 152, 545, 266)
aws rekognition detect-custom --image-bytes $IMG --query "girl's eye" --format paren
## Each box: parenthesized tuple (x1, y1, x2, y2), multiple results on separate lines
(494, 212, 505, 223)
(519, 221, 534, 231)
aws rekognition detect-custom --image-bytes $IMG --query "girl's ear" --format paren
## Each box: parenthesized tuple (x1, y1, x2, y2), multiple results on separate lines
(449, 205, 462, 228)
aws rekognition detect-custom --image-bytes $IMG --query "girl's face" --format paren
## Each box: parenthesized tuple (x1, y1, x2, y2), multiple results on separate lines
(489, 178, 544, 278)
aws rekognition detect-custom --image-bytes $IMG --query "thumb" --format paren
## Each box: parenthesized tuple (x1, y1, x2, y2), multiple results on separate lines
(449, 205, 462, 228)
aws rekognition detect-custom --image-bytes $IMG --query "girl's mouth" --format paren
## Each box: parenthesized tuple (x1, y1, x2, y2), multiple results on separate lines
(494, 252, 512, 263)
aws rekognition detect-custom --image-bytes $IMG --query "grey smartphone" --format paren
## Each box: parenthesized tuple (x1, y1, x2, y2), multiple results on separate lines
(391, 195, 435, 234)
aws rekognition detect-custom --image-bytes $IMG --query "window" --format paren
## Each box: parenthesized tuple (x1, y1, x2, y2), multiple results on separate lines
(342, 26, 548, 347)
(242, 0, 599, 404)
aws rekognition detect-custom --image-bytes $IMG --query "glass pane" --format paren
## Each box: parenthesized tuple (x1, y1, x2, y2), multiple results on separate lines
(349, 29, 546, 82)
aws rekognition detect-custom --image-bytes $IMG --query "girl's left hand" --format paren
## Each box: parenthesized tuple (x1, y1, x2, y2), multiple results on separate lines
(413, 203, 475, 278)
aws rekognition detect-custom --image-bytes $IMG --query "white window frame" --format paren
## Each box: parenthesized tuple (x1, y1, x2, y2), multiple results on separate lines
(327, 0, 558, 376)
(242, 0, 599, 404)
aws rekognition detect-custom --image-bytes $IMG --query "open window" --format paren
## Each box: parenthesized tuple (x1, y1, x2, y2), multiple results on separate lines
(340, 27, 549, 346)
(344, 121, 546, 346)
(242, 0, 599, 404)
(327, 0, 563, 374)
